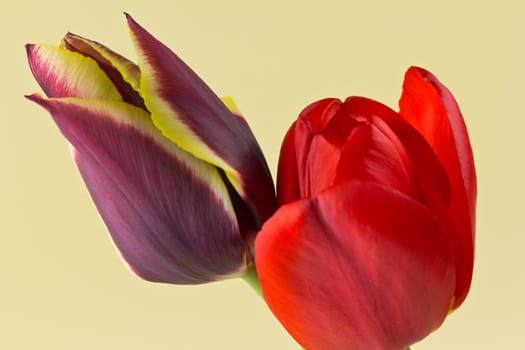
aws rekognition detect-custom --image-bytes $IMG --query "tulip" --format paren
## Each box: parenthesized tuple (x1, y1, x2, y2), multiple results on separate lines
(255, 67, 476, 349)
(26, 14, 275, 284)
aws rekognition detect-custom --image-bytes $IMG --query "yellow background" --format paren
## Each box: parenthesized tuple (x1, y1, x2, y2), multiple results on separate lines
(2, 0, 522, 349)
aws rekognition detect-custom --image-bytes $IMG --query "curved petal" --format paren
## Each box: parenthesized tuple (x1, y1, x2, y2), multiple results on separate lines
(276, 122, 301, 206)
(26, 44, 121, 100)
(281, 98, 350, 199)
(399, 67, 476, 308)
(293, 102, 342, 198)
(334, 116, 418, 198)
(256, 182, 455, 350)
(282, 97, 451, 209)
(219, 96, 242, 117)
(342, 97, 451, 211)
(27, 94, 248, 283)
(126, 14, 275, 225)
(62, 33, 145, 108)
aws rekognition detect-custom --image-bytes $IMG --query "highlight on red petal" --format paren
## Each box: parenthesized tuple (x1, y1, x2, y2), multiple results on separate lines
(26, 43, 122, 100)
(256, 181, 455, 350)
(399, 67, 476, 209)
(125, 14, 275, 226)
(399, 67, 476, 308)
(26, 94, 249, 283)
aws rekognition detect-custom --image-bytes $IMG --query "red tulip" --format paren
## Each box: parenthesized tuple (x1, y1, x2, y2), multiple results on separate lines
(255, 67, 476, 349)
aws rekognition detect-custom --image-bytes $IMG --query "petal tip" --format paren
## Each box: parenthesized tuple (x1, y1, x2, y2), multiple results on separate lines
(124, 12, 138, 28)
(63, 32, 78, 41)
(25, 43, 36, 59)
(404, 66, 435, 83)
(25, 94, 50, 111)
(24, 93, 43, 103)
(125, 13, 150, 42)
(25, 93, 53, 113)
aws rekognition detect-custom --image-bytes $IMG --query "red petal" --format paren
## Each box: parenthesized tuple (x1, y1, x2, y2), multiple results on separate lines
(334, 115, 418, 198)
(342, 96, 451, 211)
(256, 182, 455, 349)
(399, 67, 476, 308)
(294, 116, 342, 197)
(276, 122, 301, 206)
(278, 98, 350, 200)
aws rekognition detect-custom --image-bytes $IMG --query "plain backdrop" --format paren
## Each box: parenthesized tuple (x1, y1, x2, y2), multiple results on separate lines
(2, 1, 523, 349)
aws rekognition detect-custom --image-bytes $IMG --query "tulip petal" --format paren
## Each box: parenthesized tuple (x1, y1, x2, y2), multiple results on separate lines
(399, 67, 476, 308)
(341, 97, 452, 211)
(281, 97, 452, 210)
(277, 98, 353, 201)
(334, 117, 418, 198)
(256, 182, 455, 350)
(292, 98, 345, 198)
(62, 33, 145, 108)
(26, 44, 122, 100)
(276, 121, 301, 205)
(219, 96, 242, 117)
(27, 94, 248, 283)
(126, 14, 275, 225)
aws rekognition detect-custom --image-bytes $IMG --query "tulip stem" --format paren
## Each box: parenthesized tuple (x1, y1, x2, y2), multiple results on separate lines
(243, 264, 263, 298)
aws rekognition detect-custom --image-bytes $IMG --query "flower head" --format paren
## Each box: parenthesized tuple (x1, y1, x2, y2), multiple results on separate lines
(255, 67, 476, 349)
(26, 14, 275, 284)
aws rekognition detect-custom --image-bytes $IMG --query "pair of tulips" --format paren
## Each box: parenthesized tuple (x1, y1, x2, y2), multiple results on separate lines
(27, 14, 476, 350)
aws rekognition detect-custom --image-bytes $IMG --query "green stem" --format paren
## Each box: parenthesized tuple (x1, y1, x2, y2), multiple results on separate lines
(242, 263, 263, 297)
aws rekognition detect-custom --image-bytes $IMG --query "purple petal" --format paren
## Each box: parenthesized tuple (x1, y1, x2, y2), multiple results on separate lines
(27, 94, 249, 283)
(126, 14, 275, 226)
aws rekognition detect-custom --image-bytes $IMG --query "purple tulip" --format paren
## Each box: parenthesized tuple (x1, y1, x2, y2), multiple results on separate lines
(26, 14, 275, 284)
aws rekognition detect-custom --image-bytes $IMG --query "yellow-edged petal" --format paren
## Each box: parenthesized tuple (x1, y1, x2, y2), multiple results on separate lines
(26, 44, 122, 100)
(27, 94, 247, 283)
(62, 33, 141, 91)
(125, 14, 276, 227)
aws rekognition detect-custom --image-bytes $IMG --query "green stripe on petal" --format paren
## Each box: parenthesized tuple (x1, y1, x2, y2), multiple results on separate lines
(26, 44, 122, 100)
